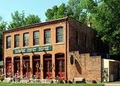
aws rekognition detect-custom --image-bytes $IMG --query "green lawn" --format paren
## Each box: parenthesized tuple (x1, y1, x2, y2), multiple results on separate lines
(0, 83, 104, 86)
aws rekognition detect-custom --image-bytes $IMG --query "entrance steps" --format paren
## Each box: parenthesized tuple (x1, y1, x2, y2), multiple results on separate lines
(20, 79, 54, 83)
(3, 78, 13, 82)
(3, 78, 56, 84)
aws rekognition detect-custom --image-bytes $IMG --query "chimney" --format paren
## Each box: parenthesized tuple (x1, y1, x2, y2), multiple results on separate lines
(87, 21, 92, 27)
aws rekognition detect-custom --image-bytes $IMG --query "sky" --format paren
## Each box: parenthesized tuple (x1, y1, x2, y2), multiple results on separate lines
(0, 0, 68, 23)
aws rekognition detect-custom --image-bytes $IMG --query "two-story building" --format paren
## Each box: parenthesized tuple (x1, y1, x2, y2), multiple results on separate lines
(3, 17, 109, 82)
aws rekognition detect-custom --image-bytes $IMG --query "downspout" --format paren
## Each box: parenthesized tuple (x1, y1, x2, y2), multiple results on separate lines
(65, 17, 68, 80)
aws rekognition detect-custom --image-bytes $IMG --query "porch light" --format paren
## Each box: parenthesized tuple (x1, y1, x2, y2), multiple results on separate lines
(20, 51, 24, 55)
(31, 50, 34, 54)
(43, 49, 47, 54)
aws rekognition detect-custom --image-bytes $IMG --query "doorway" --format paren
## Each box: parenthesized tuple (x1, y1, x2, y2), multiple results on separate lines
(14, 56, 20, 77)
(32, 55, 40, 79)
(55, 53, 65, 79)
(43, 54, 52, 79)
(22, 55, 30, 78)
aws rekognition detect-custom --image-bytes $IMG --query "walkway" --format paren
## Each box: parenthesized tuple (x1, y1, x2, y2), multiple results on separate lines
(105, 81, 120, 86)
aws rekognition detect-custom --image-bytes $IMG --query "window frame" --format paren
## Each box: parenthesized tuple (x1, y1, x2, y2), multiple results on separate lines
(84, 34, 88, 49)
(44, 29, 51, 44)
(14, 34, 19, 48)
(56, 27, 64, 43)
(76, 30, 79, 45)
(33, 31, 39, 45)
(23, 32, 29, 47)
(6, 36, 11, 49)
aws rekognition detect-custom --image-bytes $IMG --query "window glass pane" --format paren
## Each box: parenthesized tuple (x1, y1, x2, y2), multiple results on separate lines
(34, 31, 39, 38)
(33, 31, 39, 45)
(23, 33, 29, 46)
(56, 27, 63, 43)
(6, 36, 11, 48)
(76, 31, 79, 45)
(14, 34, 19, 47)
(44, 29, 51, 44)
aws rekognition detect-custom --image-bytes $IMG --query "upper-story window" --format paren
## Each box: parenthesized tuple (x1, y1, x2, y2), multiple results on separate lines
(14, 34, 19, 48)
(44, 29, 51, 44)
(33, 31, 39, 45)
(6, 36, 11, 49)
(76, 30, 79, 45)
(23, 33, 29, 46)
(56, 27, 63, 43)
(84, 35, 88, 48)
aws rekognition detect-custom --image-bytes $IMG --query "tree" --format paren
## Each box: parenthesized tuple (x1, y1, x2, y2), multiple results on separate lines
(25, 14, 41, 25)
(8, 11, 41, 29)
(45, 3, 69, 21)
(45, 0, 96, 24)
(45, 0, 120, 55)
(8, 11, 25, 29)
(0, 18, 7, 60)
(91, 0, 120, 55)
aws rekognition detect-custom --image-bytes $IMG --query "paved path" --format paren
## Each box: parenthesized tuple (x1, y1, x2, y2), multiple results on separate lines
(105, 81, 120, 86)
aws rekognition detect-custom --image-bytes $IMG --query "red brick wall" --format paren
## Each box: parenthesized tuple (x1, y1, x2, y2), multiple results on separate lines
(68, 18, 96, 53)
(68, 52, 102, 82)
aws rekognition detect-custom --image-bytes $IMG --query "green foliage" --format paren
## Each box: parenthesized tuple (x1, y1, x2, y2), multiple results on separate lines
(25, 14, 41, 25)
(8, 11, 41, 29)
(45, 0, 120, 55)
(91, 0, 120, 55)
(8, 11, 25, 29)
(45, 3, 68, 21)
(0, 19, 7, 60)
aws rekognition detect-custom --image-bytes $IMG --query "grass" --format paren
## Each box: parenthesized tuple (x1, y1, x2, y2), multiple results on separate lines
(0, 83, 104, 86)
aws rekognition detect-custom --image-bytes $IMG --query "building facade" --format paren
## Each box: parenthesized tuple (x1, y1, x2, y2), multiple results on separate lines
(3, 17, 108, 82)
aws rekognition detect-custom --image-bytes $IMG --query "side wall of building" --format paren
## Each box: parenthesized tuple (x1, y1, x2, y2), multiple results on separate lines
(68, 18, 96, 53)
(68, 52, 102, 82)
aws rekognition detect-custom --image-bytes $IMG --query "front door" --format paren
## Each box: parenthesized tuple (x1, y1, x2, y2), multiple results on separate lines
(55, 57, 65, 79)
(33, 60, 40, 78)
(6, 61, 12, 77)
(23, 60, 30, 78)
(43, 57, 52, 79)
(14, 60, 20, 76)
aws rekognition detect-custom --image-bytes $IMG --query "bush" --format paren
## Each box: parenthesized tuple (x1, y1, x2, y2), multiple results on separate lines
(92, 80, 97, 83)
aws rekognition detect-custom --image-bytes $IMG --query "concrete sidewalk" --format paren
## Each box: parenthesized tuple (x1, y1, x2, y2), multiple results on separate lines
(105, 81, 120, 86)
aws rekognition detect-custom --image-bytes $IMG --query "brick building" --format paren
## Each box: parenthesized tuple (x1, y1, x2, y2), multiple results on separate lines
(3, 17, 108, 82)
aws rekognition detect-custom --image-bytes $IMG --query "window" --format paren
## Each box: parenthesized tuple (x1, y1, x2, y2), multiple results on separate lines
(56, 27, 63, 43)
(76, 30, 79, 45)
(44, 29, 51, 44)
(23, 33, 29, 46)
(84, 35, 88, 48)
(33, 31, 39, 45)
(14, 34, 19, 47)
(6, 36, 11, 49)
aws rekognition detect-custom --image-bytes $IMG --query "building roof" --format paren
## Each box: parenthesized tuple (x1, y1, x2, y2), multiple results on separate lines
(3, 17, 68, 34)
(3, 17, 95, 34)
